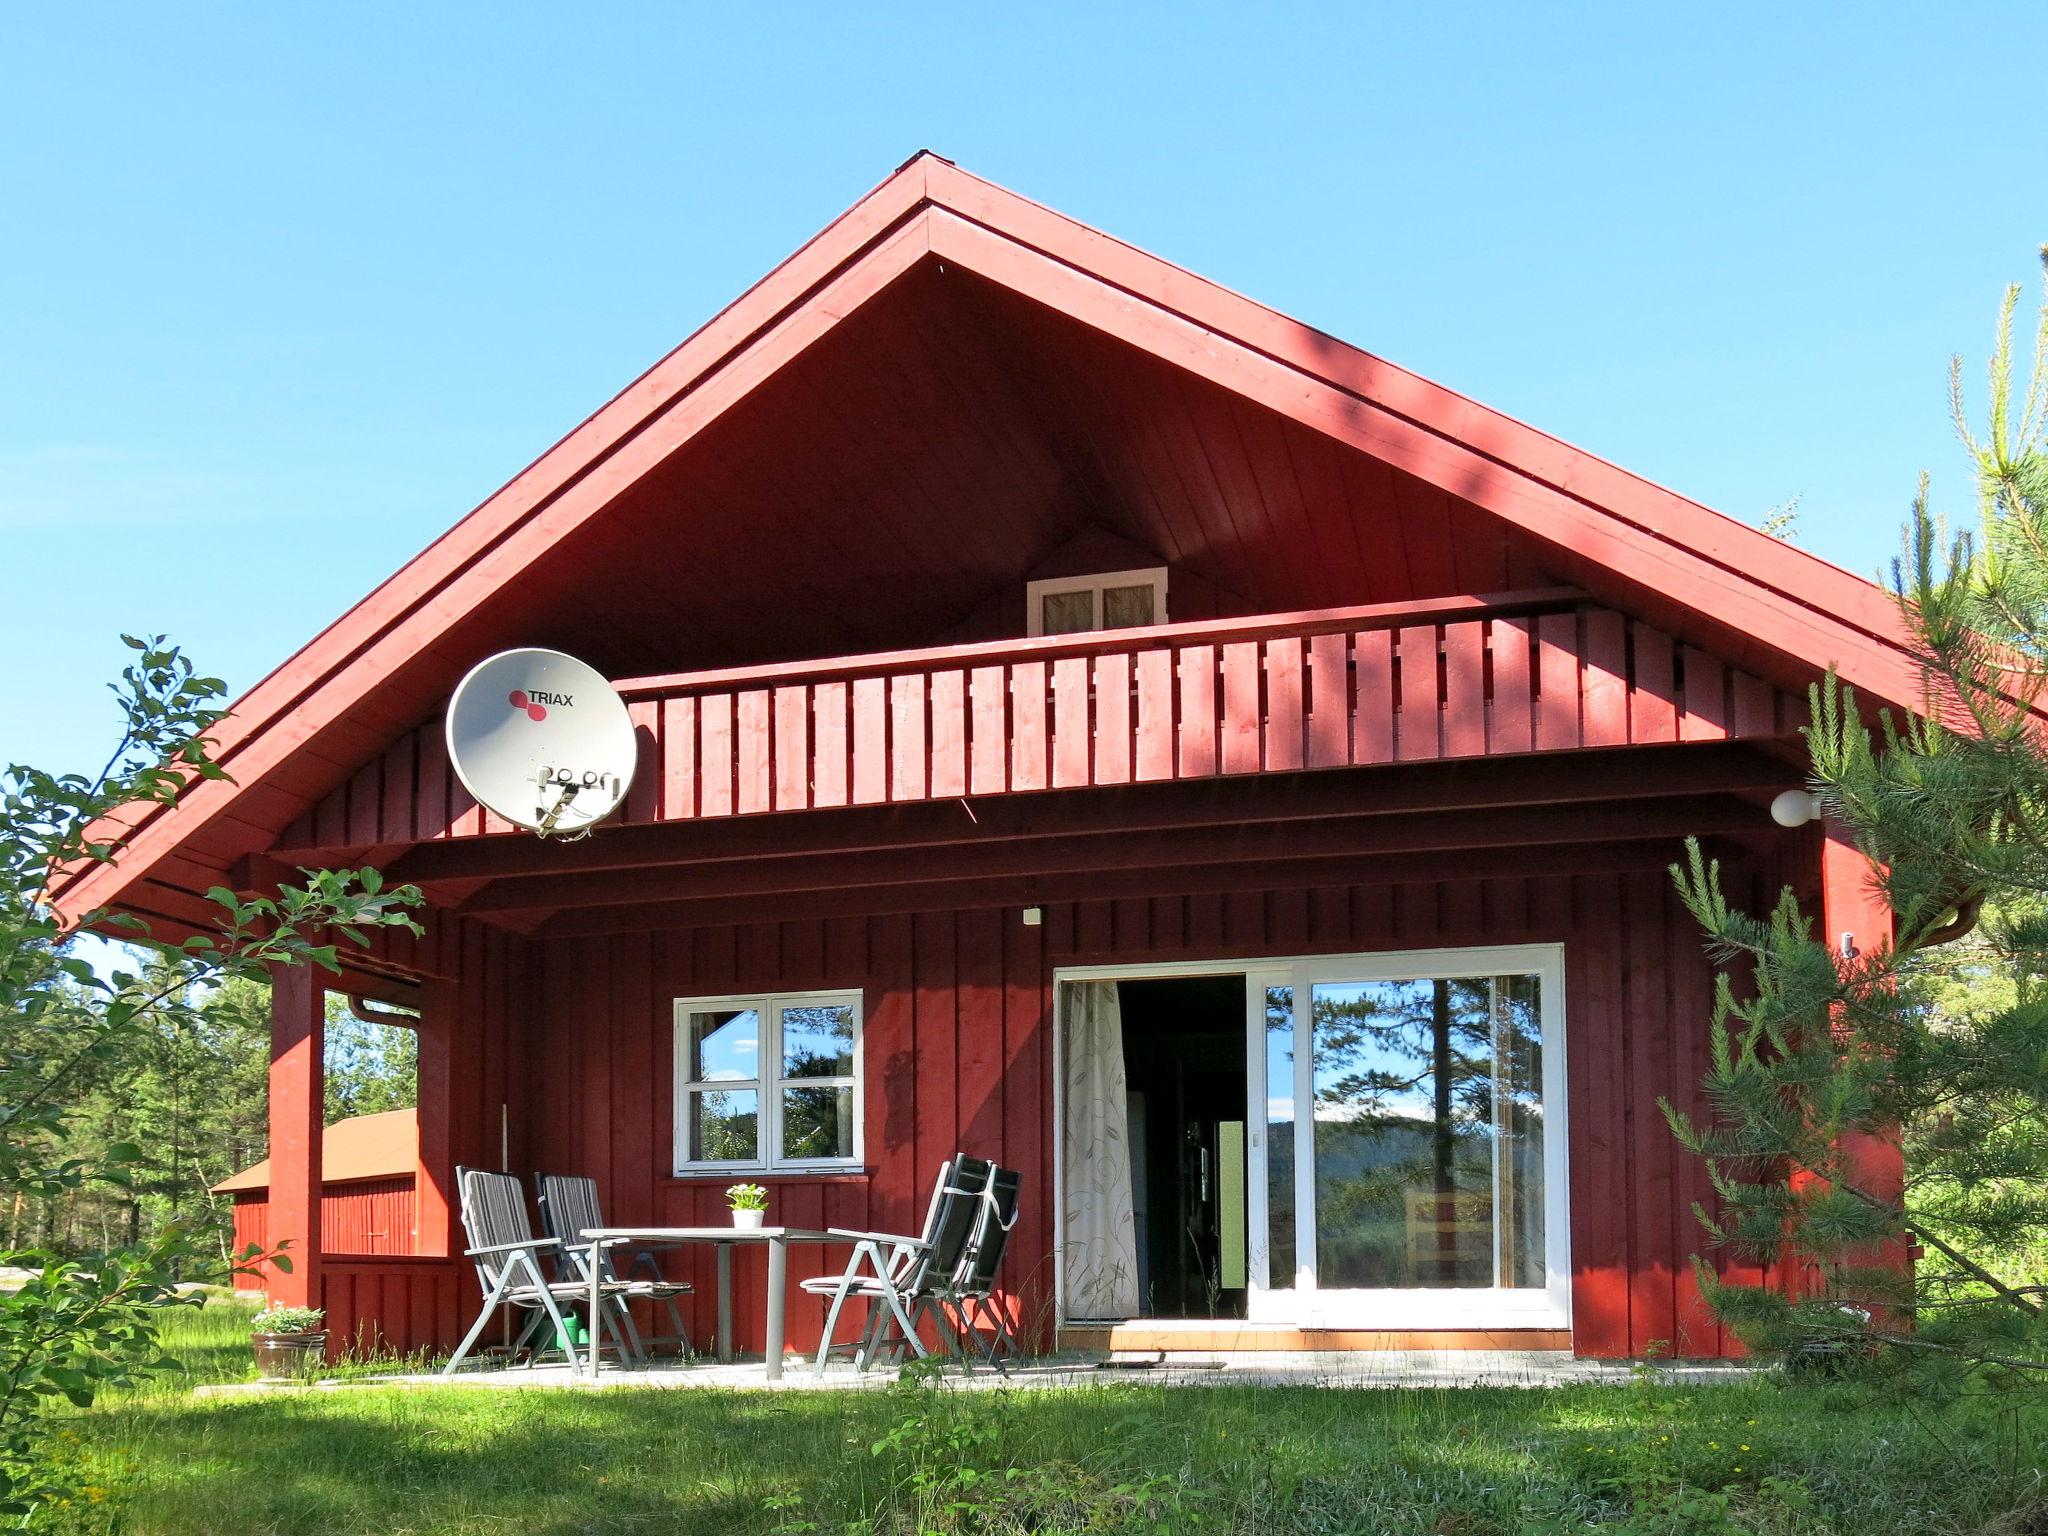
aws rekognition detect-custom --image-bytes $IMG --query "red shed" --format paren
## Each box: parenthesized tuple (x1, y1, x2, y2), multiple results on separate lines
(213, 1108, 418, 1292)
(56, 153, 1914, 1361)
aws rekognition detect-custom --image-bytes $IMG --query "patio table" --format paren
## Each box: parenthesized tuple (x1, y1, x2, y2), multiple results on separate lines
(576, 1226, 836, 1382)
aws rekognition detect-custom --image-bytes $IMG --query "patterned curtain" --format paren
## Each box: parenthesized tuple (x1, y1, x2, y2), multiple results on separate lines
(1061, 981, 1140, 1319)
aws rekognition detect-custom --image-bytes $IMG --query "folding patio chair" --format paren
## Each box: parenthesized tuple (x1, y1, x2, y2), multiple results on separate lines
(535, 1172, 694, 1358)
(442, 1166, 645, 1377)
(933, 1162, 1023, 1373)
(801, 1156, 991, 1376)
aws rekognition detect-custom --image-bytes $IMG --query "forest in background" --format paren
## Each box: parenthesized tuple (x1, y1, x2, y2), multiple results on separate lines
(1, 963, 414, 1269)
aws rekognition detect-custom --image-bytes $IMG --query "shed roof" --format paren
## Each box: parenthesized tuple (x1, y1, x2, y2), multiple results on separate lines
(211, 1107, 416, 1194)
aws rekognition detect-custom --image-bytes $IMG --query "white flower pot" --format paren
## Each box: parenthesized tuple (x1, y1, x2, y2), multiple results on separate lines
(731, 1207, 765, 1229)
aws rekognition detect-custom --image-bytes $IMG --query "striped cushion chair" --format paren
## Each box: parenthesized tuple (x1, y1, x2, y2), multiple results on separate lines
(442, 1166, 646, 1376)
(535, 1173, 693, 1358)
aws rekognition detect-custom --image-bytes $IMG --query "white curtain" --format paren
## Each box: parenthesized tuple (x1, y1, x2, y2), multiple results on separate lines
(1061, 981, 1140, 1319)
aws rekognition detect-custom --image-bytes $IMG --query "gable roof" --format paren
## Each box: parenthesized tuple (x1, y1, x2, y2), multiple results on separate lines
(211, 1107, 416, 1193)
(54, 151, 1921, 934)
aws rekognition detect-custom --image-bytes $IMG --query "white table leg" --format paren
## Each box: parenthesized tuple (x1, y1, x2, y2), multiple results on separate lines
(586, 1241, 601, 1380)
(717, 1242, 734, 1362)
(764, 1236, 788, 1384)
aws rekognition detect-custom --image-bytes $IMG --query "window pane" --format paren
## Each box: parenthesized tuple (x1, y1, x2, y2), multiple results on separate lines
(688, 1008, 758, 1083)
(1310, 978, 1502, 1290)
(689, 1088, 759, 1162)
(781, 1002, 855, 1078)
(1040, 589, 1094, 635)
(782, 1085, 855, 1160)
(1102, 583, 1156, 628)
(1265, 984, 1296, 1289)
(1495, 974, 1546, 1289)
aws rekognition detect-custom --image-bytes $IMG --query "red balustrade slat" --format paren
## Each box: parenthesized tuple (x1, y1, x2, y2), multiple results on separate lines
(1134, 650, 1174, 781)
(737, 690, 771, 813)
(813, 681, 848, 807)
(1628, 623, 1678, 743)
(1011, 662, 1048, 792)
(701, 694, 736, 816)
(1052, 656, 1090, 788)
(1221, 641, 1261, 774)
(1731, 670, 1775, 738)
(1397, 624, 1439, 761)
(1092, 653, 1131, 785)
(1581, 610, 1629, 748)
(889, 673, 927, 802)
(1353, 629, 1395, 763)
(1264, 636, 1304, 771)
(774, 686, 810, 810)
(1679, 647, 1728, 741)
(1306, 631, 1348, 768)
(929, 669, 967, 797)
(1535, 612, 1581, 750)
(1442, 621, 1486, 757)
(627, 701, 661, 822)
(852, 677, 888, 805)
(1177, 644, 1218, 777)
(969, 666, 1006, 793)
(662, 696, 697, 819)
(1489, 617, 1533, 753)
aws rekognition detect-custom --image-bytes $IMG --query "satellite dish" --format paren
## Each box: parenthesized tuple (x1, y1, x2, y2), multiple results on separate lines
(445, 649, 637, 838)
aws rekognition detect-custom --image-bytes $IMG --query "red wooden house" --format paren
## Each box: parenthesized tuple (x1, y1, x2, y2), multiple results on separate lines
(213, 1108, 419, 1291)
(53, 153, 1912, 1360)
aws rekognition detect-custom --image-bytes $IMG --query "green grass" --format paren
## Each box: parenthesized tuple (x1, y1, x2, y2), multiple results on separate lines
(43, 1301, 2048, 1535)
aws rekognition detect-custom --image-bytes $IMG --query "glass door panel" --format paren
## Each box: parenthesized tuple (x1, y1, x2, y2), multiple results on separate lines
(1305, 971, 1548, 1295)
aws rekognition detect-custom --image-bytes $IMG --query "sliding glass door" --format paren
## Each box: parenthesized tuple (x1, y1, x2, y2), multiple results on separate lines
(1246, 945, 1568, 1329)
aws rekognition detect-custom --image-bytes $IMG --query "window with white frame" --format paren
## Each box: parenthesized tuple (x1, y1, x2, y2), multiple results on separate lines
(673, 991, 862, 1172)
(1026, 567, 1168, 637)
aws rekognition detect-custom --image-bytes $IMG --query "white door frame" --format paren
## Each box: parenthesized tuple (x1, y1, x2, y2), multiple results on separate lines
(1052, 943, 1572, 1332)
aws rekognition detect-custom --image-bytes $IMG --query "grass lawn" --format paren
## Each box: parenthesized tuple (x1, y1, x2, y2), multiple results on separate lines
(40, 1300, 2047, 1535)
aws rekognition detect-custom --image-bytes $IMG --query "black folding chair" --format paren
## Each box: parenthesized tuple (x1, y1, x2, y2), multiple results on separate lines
(442, 1167, 643, 1376)
(535, 1173, 695, 1359)
(800, 1156, 991, 1375)
(936, 1163, 1023, 1373)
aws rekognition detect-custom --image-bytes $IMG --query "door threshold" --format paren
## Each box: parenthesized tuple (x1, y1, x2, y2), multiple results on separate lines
(1062, 1322, 1574, 1353)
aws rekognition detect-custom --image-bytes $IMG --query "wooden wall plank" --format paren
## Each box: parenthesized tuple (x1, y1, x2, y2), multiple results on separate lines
(1535, 612, 1581, 751)
(890, 673, 928, 802)
(1134, 650, 1174, 782)
(969, 665, 1007, 794)
(1011, 661, 1049, 792)
(1489, 616, 1533, 754)
(1306, 631, 1348, 768)
(852, 677, 888, 805)
(774, 686, 810, 811)
(1397, 624, 1439, 761)
(929, 669, 967, 797)
(736, 690, 772, 814)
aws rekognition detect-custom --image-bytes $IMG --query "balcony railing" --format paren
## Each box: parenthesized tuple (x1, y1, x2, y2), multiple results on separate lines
(285, 587, 1802, 849)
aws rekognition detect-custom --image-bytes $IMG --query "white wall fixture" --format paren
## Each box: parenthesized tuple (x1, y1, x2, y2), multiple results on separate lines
(1770, 789, 1819, 828)
(446, 648, 637, 839)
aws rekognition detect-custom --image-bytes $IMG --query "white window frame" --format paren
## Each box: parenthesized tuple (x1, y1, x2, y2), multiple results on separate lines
(1025, 567, 1168, 637)
(672, 989, 864, 1175)
(1051, 944, 1570, 1333)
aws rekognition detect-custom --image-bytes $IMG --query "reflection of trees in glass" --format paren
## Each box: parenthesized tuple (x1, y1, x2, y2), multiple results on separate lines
(694, 1090, 757, 1161)
(780, 1006, 853, 1077)
(1308, 976, 1544, 1288)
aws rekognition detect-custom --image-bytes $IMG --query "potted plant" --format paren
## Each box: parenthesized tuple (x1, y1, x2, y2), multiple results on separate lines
(249, 1303, 328, 1380)
(726, 1182, 768, 1229)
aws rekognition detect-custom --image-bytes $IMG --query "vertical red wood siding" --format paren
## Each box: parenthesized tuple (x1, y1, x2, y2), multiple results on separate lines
(381, 865, 1759, 1363)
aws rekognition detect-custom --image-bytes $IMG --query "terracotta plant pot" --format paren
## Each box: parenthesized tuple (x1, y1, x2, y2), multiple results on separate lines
(252, 1330, 329, 1380)
(731, 1208, 765, 1229)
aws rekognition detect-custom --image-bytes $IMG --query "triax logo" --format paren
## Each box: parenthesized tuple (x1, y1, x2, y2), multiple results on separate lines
(507, 687, 573, 722)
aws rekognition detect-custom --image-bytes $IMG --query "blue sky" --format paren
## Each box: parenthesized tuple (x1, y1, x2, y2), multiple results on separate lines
(5, 3, 2045, 778)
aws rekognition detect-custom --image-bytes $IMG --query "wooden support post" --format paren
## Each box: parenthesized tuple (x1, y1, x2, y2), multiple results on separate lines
(1818, 820, 1910, 1280)
(266, 963, 325, 1310)
(414, 977, 456, 1259)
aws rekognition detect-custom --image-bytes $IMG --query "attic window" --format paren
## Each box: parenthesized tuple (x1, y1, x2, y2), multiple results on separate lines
(1027, 568, 1168, 637)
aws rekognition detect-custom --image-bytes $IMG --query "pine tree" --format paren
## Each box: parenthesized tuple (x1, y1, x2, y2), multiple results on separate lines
(1665, 252, 2048, 1385)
